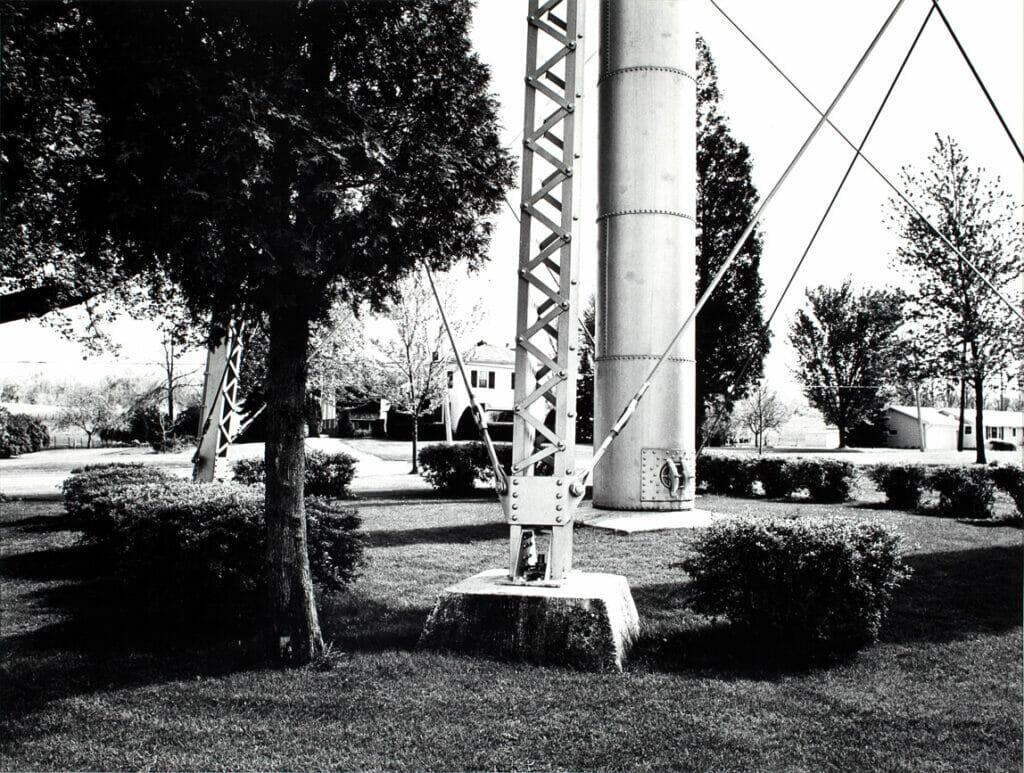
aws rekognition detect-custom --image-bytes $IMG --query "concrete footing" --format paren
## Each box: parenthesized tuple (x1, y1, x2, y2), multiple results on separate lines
(578, 505, 717, 533)
(418, 569, 639, 671)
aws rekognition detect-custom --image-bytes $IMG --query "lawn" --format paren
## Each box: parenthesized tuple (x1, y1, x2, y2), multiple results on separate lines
(1, 481, 1021, 771)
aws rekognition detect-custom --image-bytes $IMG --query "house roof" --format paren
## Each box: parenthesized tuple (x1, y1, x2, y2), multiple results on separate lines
(936, 408, 1024, 426)
(887, 405, 960, 426)
(453, 341, 515, 366)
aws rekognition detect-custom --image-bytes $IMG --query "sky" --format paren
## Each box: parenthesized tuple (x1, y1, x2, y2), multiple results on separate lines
(1, 0, 1021, 400)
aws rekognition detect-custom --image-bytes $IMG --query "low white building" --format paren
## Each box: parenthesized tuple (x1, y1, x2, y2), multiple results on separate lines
(445, 342, 516, 439)
(938, 408, 1024, 450)
(882, 405, 959, 450)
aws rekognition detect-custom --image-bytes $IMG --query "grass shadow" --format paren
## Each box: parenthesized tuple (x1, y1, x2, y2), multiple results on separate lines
(1, 513, 78, 532)
(0, 542, 102, 582)
(320, 593, 432, 652)
(363, 521, 506, 549)
(883, 545, 1023, 644)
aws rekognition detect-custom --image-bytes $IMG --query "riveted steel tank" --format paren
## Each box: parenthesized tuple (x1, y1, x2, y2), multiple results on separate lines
(594, 0, 696, 511)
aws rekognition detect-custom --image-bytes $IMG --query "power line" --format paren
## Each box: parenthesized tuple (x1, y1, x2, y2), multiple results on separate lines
(708, 0, 1024, 324)
(930, 0, 1024, 163)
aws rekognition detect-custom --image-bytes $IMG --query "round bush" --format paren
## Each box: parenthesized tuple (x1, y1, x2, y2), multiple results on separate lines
(754, 457, 800, 498)
(64, 476, 364, 640)
(0, 407, 50, 457)
(696, 454, 756, 497)
(682, 516, 911, 658)
(927, 466, 995, 519)
(418, 443, 481, 494)
(62, 463, 174, 539)
(867, 464, 929, 510)
(794, 459, 856, 503)
(988, 464, 1024, 517)
(232, 449, 357, 498)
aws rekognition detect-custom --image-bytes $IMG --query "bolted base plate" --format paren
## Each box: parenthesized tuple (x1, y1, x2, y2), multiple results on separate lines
(418, 569, 639, 672)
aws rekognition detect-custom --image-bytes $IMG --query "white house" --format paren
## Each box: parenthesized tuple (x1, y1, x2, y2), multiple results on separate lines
(882, 405, 960, 450)
(938, 408, 1024, 450)
(445, 342, 516, 439)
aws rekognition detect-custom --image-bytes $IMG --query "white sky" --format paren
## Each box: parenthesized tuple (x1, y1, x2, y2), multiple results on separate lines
(2, 0, 1021, 400)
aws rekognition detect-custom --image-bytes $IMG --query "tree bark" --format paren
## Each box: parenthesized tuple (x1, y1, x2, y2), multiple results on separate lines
(410, 414, 419, 474)
(956, 378, 966, 452)
(265, 303, 323, 665)
(973, 373, 987, 464)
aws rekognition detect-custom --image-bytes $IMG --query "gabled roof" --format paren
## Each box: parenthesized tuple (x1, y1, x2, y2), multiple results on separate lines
(937, 408, 1024, 426)
(453, 341, 515, 366)
(887, 405, 960, 426)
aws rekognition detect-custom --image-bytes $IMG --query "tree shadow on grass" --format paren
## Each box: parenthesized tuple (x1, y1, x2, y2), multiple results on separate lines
(882, 545, 1022, 644)
(2, 512, 78, 533)
(320, 593, 433, 653)
(363, 521, 506, 549)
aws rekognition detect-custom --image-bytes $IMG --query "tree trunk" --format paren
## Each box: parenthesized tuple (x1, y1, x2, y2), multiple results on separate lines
(956, 378, 966, 452)
(973, 374, 986, 464)
(837, 424, 847, 448)
(166, 339, 176, 428)
(265, 304, 323, 665)
(410, 414, 419, 474)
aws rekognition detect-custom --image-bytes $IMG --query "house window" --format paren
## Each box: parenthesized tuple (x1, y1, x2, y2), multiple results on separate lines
(965, 426, 972, 435)
(998, 426, 1005, 439)
(488, 371, 496, 389)
(447, 372, 454, 389)
(511, 372, 516, 390)
(471, 370, 478, 388)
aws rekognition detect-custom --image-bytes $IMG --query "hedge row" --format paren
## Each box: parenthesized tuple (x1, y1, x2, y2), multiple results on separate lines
(0, 407, 50, 457)
(869, 462, 1023, 519)
(696, 456, 857, 503)
(62, 464, 363, 639)
(683, 516, 911, 659)
(232, 448, 357, 498)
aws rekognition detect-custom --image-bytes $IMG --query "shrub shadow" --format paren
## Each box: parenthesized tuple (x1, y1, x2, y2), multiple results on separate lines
(1, 513, 78, 532)
(0, 542, 102, 582)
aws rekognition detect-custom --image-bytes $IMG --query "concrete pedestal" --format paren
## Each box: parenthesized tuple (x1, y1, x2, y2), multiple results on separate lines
(578, 504, 717, 533)
(419, 569, 639, 672)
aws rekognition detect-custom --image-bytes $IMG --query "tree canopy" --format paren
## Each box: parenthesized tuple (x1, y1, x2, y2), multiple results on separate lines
(3, 0, 514, 663)
(789, 281, 907, 447)
(696, 37, 770, 442)
(891, 134, 1023, 463)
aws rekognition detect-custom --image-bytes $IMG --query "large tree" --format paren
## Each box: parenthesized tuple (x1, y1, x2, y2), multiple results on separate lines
(789, 281, 906, 447)
(7, 1, 514, 663)
(891, 135, 1023, 464)
(695, 38, 770, 442)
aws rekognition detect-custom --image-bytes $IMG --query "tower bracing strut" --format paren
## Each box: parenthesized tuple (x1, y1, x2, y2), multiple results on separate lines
(193, 321, 246, 482)
(500, 0, 587, 584)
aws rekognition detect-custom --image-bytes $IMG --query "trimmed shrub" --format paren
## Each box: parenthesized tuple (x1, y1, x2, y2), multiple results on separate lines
(988, 439, 1016, 451)
(696, 455, 756, 497)
(419, 443, 481, 494)
(0, 407, 50, 457)
(793, 459, 856, 503)
(754, 457, 801, 499)
(62, 463, 174, 539)
(62, 472, 363, 638)
(867, 464, 930, 510)
(682, 516, 911, 658)
(989, 464, 1024, 517)
(231, 449, 357, 498)
(928, 465, 995, 519)
(418, 441, 518, 494)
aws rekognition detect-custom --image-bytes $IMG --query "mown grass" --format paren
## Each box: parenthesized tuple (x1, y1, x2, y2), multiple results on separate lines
(2, 490, 1021, 771)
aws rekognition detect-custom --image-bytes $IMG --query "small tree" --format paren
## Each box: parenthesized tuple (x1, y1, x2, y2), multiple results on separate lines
(576, 295, 596, 444)
(56, 381, 131, 448)
(734, 381, 789, 453)
(377, 273, 478, 472)
(890, 135, 1024, 464)
(790, 281, 906, 447)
